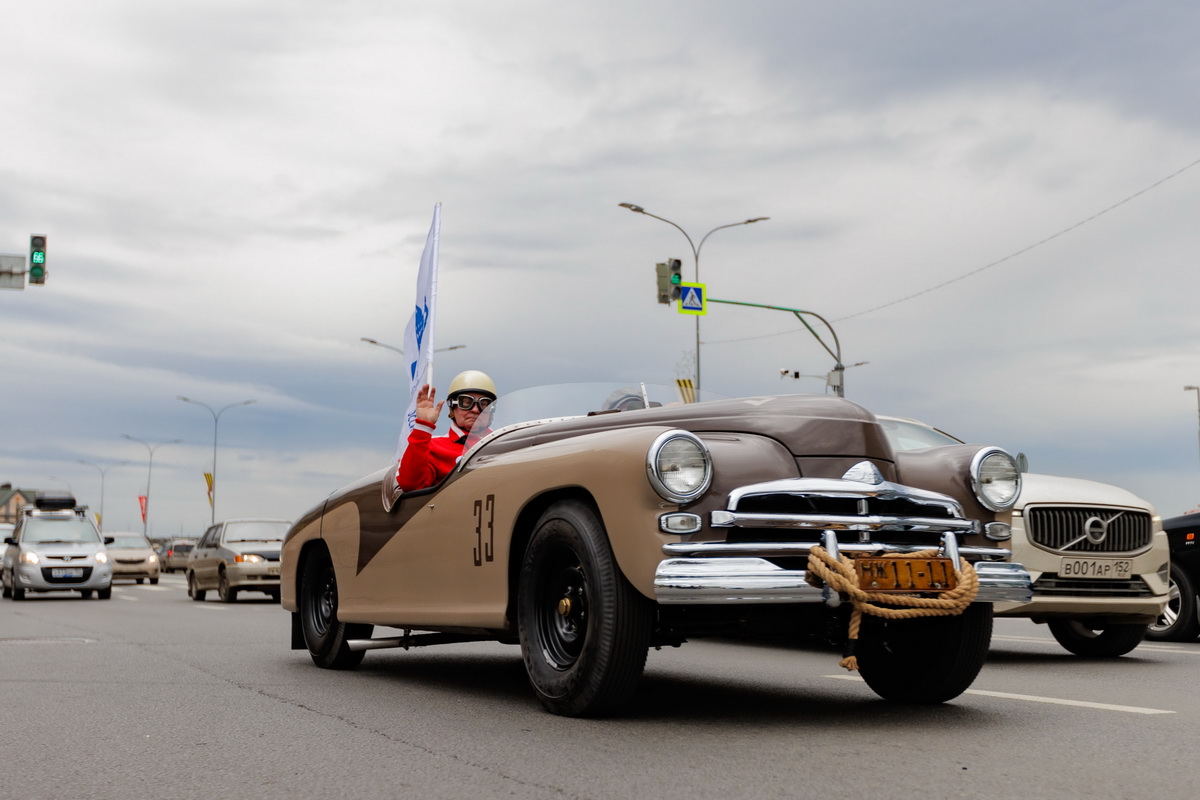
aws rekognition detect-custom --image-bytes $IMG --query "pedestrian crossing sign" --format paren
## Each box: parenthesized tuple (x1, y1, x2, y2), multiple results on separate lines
(678, 282, 706, 315)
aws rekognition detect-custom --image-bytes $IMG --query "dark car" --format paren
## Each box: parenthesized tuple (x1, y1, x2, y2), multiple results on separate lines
(282, 384, 1033, 717)
(1146, 511, 1200, 641)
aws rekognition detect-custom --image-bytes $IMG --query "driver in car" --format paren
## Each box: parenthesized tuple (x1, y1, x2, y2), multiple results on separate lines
(395, 370, 497, 492)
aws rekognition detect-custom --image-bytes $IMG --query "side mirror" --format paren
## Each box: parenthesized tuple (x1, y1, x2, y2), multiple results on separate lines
(103, 537, 115, 545)
(4, 537, 16, 546)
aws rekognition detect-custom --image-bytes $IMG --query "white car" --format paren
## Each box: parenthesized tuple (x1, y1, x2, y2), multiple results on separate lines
(1, 493, 114, 600)
(880, 417, 1169, 657)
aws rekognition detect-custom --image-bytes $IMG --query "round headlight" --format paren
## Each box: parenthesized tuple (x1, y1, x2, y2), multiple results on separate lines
(647, 431, 712, 503)
(971, 448, 1021, 511)
(95, 551, 109, 564)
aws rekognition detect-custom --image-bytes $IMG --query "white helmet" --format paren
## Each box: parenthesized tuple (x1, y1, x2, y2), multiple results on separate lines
(447, 370, 497, 401)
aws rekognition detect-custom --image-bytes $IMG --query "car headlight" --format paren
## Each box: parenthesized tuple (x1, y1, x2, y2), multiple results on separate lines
(971, 447, 1021, 511)
(235, 554, 265, 564)
(647, 430, 712, 503)
(148, 554, 158, 563)
(19, 551, 40, 565)
(95, 551, 109, 564)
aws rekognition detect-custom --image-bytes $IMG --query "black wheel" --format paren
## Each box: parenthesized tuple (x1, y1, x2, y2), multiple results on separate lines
(80, 590, 93, 599)
(1047, 618, 1149, 657)
(12, 586, 26, 601)
(136, 578, 144, 585)
(517, 500, 653, 717)
(2, 572, 11, 598)
(218, 571, 238, 603)
(150, 577, 159, 585)
(97, 585, 112, 600)
(187, 572, 206, 602)
(1146, 563, 1200, 642)
(857, 603, 993, 704)
(300, 547, 371, 669)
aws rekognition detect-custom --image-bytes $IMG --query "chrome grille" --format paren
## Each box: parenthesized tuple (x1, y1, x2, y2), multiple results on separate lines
(1025, 507, 1152, 553)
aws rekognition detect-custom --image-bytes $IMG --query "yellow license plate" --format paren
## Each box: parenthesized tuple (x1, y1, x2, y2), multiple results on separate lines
(856, 557, 957, 592)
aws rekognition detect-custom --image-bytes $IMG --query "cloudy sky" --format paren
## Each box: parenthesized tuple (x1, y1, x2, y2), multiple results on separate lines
(3, 1, 1199, 537)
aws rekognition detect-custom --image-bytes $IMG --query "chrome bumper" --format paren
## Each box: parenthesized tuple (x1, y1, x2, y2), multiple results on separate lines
(653, 533, 1033, 605)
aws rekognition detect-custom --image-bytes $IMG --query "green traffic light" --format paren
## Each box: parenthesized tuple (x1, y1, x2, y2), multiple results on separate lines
(32, 252, 45, 264)
(670, 273, 681, 285)
(30, 264, 45, 279)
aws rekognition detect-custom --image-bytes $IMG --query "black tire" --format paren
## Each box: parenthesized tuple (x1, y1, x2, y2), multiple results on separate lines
(80, 590, 93, 599)
(136, 578, 144, 585)
(218, 571, 238, 604)
(1047, 618, 1149, 657)
(187, 572, 206, 602)
(517, 500, 653, 717)
(2, 573, 11, 598)
(12, 586, 26, 601)
(1146, 563, 1200, 642)
(97, 585, 112, 600)
(857, 603, 993, 704)
(300, 547, 371, 669)
(150, 577, 159, 585)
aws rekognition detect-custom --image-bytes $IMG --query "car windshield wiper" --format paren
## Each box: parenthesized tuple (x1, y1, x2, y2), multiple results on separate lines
(28, 539, 86, 544)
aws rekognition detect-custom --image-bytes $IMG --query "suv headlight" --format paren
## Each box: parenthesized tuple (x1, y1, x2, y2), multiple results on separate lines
(19, 551, 40, 565)
(647, 430, 712, 503)
(95, 551, 109, 564)
(971, 447, 1021, 511)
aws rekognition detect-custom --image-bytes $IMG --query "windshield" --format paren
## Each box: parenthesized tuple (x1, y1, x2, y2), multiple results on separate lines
(459, 382, 732, 441)
(108, 534, 151, 548)
(21, 519, 102, 544)
(878, 417, 963, 452)
(223, 521, 290, 543)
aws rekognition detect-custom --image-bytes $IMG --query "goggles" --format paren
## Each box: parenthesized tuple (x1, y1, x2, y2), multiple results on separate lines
(449, 394, 494, 412)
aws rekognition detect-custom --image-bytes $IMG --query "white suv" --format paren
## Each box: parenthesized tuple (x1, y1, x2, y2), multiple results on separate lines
(880, 417, 1169, 656)
(1, 492, 114, 601)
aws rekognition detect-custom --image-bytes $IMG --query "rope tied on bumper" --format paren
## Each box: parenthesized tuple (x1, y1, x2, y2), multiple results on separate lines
(805, 546, 979, 672)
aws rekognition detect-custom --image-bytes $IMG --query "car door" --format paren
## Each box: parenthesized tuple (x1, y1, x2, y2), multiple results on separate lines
(191, 525, 222, 589)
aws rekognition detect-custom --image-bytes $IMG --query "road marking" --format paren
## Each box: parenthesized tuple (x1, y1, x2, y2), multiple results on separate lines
(117, 595, 141, 601)
(824, 675, 1175, 714)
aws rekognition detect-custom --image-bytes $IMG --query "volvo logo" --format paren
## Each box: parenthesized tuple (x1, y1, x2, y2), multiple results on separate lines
(1082, 512, 1125, 545)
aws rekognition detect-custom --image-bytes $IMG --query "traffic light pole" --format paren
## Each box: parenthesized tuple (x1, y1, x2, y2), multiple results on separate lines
(708, 298, 847, 397)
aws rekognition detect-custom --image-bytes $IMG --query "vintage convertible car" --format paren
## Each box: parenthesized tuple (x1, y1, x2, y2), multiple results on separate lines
(282, 384, 1033, 717)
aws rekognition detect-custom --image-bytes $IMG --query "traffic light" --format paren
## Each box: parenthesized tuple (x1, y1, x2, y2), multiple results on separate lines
(29, 235, 47, 285)
(654, 258, 683, 305)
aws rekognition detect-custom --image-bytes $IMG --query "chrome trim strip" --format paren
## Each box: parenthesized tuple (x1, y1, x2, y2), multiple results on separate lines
(662, 541, 1016, 559)
(710, 510, 977, 534)
(653, 557, 1033, 605)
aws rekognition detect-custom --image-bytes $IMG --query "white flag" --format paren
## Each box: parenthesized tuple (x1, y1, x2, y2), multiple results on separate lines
(395, 203, 440, 460)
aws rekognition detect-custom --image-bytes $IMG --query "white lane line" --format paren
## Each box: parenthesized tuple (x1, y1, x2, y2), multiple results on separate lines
(992, 634, 1197, 655)
(116, 595, 141, 601)
(824, 675, 1175, 714)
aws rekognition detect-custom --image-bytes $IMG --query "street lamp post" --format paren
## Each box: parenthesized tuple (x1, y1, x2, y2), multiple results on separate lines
(619, 203, 768, 394)
(122, 435, 181, 538)
(76, 459, 127, 532)
(1186, 386, 1200, 480)
(177, 397, 256, 525)
(360, 338, 466, 356)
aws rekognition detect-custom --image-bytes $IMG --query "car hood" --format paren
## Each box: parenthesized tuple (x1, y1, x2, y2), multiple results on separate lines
(22, 541, 103, 556)
(108, 546, 155, 557)
(1016, 473, 1154, 512)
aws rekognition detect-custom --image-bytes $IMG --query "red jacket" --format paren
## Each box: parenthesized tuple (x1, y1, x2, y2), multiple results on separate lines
(395, 419, 471, 491)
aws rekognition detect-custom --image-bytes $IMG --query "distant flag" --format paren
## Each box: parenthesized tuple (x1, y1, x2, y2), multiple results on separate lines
(204, 473, 214, 507)
(395, 203, 441, 461)
(138, 495, 148, 524)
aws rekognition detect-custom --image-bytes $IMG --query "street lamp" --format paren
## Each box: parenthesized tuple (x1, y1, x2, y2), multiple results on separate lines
(619, 203, 768, 394)
(360, 338, 466, 356)
(76, 459, 127, 532)
(177, 397, 256, 525)
(122, 435, 181, 538)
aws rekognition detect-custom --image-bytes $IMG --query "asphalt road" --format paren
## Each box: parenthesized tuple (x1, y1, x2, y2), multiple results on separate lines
(1, 573, 1193, 800)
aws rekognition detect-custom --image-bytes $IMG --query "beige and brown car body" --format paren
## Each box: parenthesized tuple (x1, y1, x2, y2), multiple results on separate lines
(283, 393, 1030, 653)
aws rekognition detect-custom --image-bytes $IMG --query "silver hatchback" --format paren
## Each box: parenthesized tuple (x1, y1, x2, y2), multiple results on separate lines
(186, 519, 290, 603)
(2, 493, 114, 600)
